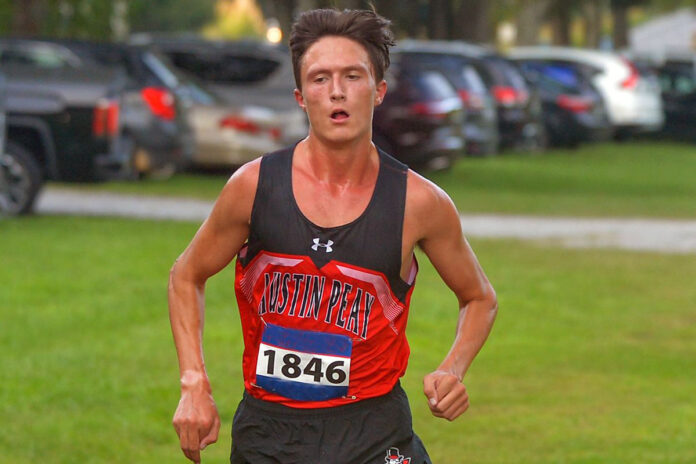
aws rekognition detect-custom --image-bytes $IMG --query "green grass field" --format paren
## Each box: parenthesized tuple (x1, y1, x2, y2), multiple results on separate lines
(2, 216, 694, 463)
(49, 141, 696, 218)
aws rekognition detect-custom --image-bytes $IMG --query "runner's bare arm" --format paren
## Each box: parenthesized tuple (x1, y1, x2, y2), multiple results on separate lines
(168, 159, 260, 463)
(404, 171, 498, 422)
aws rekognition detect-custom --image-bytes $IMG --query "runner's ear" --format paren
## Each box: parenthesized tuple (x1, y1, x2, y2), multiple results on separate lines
(294, 89, 306, 111)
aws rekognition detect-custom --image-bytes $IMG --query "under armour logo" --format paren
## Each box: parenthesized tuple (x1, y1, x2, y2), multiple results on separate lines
(311, 238, 334, 253)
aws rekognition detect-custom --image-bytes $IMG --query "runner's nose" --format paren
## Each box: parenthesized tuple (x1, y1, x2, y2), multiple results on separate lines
(330, 78, 346, 101)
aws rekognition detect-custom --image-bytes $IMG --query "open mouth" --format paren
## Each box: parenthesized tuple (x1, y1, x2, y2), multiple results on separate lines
(330, 110, 350, 121)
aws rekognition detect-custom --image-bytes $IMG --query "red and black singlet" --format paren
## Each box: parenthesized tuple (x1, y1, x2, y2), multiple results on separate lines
(234, 145, 417, 408)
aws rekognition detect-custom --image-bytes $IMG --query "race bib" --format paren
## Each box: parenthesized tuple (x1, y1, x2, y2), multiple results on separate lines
(255, 323, 352, 401)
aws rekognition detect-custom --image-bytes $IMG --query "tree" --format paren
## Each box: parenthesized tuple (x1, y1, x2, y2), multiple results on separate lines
(454, 0, 494, 43)
(581, 0, 605, 48)
(203, 0, 266, 39)
(515, 0, 552, 45)
(128, 0, 217, 34)
(428, 0, 452, 39)
(610, 0, 648, 48)
(10, 0, 45, 35)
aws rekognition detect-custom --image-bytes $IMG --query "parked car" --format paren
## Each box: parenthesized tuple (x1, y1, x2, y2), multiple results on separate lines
(654, 57, 696, 142)
(0, 62, 128, 215)
(373, 61, 464, 170)
(131, 35, 307, 148)
(508, 46, 664, 139)
(19, 38, 197, 176)
(180, 77, 286, 168)
(393, 40, 499, 156)
(412, 41, 544, 151)
(513, 59, 612, 147)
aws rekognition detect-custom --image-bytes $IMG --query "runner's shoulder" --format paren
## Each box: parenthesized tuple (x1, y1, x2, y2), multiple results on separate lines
(227, 157, 262, 190)
(405, 169, 457, 222)
(213, 157, 262, 225)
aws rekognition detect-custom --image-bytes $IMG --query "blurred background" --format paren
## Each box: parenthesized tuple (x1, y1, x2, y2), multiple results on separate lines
(1, 1, 695, 463)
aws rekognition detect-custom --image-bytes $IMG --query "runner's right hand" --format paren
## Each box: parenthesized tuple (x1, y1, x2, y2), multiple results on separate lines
(173, 374, 221, 463)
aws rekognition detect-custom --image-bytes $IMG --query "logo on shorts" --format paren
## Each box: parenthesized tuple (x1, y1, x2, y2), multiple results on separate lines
(311, 238, 334, 253)
(385, 447, 411, 464)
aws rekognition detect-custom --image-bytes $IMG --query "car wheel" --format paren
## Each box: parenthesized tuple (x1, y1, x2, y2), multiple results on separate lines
(0, 141, 43, 216)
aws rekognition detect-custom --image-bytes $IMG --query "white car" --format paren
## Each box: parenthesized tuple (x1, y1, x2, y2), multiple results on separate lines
(508, 46, 664, 135)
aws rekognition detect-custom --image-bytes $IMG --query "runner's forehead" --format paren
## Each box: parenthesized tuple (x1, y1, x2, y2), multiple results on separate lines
(301, 36, 373, 77)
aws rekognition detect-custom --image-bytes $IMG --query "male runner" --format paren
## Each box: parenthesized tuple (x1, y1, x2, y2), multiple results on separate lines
(169, 8, 497, 464)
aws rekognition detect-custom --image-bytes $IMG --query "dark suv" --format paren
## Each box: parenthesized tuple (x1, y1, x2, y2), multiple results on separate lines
(32, 38, 196, 176)
(0, 63, 128, 215)
(514, 59, 611, 147)
(373, 61, 464, 170)
(654, 57, 696, 142)
(394, 41, 499, 156)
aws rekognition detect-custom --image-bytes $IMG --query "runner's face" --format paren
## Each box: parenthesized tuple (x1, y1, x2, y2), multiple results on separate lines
(294, 36, 386, 146)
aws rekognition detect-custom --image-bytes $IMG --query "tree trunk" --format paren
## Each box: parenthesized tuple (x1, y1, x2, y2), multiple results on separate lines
(551, 2, 571, 45)
(515, 0, 552, 45)
(428, 0, 451, 40)
(375, 0, 424, 39)
(582, 0, 604, 48)
(11, 0, 45, 36)
(611, 2, 629, 49)
(454, 0, 493, 43)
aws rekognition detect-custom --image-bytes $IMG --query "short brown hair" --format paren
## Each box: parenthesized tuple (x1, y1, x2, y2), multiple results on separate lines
(289, 8, 395, 89)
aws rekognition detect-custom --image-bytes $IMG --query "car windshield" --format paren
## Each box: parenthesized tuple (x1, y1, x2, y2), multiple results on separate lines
(399, 53, 481, 92)
(407, 69, 457, 100)
(658, 64, 696, 95)
(518, 62, 577, 91)
(0, 44, 81, 69)
(480, 57, 528, 90)
(164, 49, 280, 84)
(142, 51, 179, 89)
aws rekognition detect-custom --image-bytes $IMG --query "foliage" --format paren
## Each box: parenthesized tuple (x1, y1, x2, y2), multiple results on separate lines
(1, 217, 694, 462)
(1, 0, 695, 43)
(202, 0, 266, 39)
(128, 0, 217, 34)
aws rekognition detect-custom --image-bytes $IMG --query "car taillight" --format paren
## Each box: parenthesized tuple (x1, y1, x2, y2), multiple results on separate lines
(220, 116, 283, 141)
(493, 86, 516, 106)
(220, 116, 260, 133)
(93, 99, 119, 137)
(409, 102, 448, 119)
(269, 127, 282, 141)
(141, 87, 176, 120)
(492, 86, 521, 107)
(620, 58, 639, 89)
(557, 95, 593, 113)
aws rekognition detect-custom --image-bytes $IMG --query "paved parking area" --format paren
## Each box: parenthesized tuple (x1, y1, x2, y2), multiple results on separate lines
(36, 187, 696, 254)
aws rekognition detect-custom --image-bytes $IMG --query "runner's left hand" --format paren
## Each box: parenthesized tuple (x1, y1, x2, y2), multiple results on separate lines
(423, 370, 469, 421)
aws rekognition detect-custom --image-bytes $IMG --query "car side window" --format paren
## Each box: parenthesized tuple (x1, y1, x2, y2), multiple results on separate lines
(0, 45, 78, 69)
(461, 65, 487, 93)
(659, 67, 696, 95)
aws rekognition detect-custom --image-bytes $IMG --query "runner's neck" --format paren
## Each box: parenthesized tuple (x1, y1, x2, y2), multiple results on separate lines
(297, 136, 378, 188)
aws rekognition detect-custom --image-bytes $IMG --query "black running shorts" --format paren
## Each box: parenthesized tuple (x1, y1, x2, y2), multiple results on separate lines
(230, 382, 432, 464)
